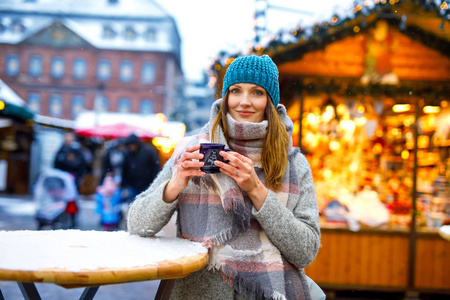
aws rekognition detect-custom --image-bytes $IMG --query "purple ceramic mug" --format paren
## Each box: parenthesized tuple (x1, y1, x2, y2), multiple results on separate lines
(200, 143, 231, 173)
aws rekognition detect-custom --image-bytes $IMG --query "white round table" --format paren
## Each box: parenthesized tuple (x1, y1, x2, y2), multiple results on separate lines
(0, 230, 208, 299)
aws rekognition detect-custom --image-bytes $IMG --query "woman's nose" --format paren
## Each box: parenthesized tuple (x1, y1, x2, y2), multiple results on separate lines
(240, 92, 251, 105)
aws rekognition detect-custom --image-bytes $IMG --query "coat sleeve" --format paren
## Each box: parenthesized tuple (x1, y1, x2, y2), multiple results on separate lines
(252, 152, 321, 269)
(127, 158, 178, 237)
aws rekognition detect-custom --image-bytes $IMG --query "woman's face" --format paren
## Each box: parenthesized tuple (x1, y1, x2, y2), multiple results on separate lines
(227, 83, 268, 123)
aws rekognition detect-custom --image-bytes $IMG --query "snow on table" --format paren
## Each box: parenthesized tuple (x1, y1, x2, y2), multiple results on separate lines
(0, 230, 207, 273)
(439, 225, 450, 241)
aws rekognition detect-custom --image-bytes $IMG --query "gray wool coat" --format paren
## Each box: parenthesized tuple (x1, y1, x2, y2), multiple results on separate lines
(127, 151, 323, 300)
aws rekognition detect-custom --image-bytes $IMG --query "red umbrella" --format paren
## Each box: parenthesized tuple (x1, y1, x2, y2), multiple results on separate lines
(75, 123, 164, 140)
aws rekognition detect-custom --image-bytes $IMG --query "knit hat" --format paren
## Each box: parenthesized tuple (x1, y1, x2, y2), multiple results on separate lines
(222, 55, 280, 107)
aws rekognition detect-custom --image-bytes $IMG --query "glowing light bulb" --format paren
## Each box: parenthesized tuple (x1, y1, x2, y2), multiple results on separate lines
(401, 150, 409, 160)
(392, 104, 411, 113)
(423, 106, 441, 114)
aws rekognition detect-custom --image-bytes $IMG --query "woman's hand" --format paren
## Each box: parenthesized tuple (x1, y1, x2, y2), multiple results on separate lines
(163, 144, 205, 203)
(215, 151, 268, 210)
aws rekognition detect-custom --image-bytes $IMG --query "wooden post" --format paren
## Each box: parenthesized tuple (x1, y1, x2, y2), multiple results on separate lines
(407, 97, 420, 291)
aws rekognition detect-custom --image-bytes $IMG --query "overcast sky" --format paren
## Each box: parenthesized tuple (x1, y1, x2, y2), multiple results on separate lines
(159, 0, 356, 81)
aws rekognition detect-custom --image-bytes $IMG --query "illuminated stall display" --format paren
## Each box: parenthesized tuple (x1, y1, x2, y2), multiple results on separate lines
(298, 93, 448, 230)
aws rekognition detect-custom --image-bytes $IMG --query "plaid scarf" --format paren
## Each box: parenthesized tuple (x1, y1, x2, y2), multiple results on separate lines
(172, 99, 311, 300)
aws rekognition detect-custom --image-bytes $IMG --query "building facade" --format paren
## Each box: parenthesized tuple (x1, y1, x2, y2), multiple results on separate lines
(0, 0, 183, 120)
(173, 72, 215, 133)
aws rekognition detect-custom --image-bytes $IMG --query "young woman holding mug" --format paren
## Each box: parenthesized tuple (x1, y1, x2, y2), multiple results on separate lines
(128, 54, 324, 300)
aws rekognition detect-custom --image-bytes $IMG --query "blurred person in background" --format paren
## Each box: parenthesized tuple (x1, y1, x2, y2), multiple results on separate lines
(101, 138, 127, 185)
(95, 172, 123, 231)
(53, 131, 87, 228)
(54, 132, 88, 188)
(121, 134, 160, 203)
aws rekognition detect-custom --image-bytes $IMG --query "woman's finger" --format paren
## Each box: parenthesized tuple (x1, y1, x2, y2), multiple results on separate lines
(180, 144, 203, 161)
(185, 144, 201, 153)
(176, 162, 205, 177)
(220, 151, 250, 168)
(214, 160, 237, 176)
(180, 159, 204, 170)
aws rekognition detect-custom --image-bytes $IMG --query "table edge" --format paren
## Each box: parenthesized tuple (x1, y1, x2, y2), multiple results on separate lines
(0, 251, 209, 288)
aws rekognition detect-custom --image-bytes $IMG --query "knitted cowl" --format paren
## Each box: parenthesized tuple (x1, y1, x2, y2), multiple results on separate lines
(170, 99, 311, 300)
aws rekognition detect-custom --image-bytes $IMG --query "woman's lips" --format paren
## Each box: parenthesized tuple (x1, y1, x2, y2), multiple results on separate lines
(237, 111, 254, 116)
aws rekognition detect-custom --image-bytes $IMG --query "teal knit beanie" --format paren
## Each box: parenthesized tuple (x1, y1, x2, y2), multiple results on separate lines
(222, 55, 280, 107)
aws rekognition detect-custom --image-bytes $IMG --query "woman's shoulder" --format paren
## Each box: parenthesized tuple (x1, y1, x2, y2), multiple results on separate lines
(290, 148, 312, 174)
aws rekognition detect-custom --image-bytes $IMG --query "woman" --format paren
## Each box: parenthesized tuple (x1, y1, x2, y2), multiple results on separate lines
(128, 55, 323, 300)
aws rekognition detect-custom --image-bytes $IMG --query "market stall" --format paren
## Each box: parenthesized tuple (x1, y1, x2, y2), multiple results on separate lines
(0, 79, 34, 194)
(210, 0, 449, 296)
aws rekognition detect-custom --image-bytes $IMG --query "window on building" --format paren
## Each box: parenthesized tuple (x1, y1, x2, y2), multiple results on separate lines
(97, 59, 111, 81)
(139, 99, 153, 114)
(27, 93, 41, 114)
(144, 27, 157, 41)
(141, 62, 156, 84)
(103, 24, 116, 39)
(51, 57, 65, 79)
(72, 58, 87, 80)
(119, 60, 133, 82)
(124, 26, 136, 40)
(10, 18, 25, 33)
(100, 96, 110, 112)
(71, 95, 85, 116)
(49, 94, 63, 117)
(5, 54, 20, 76)
(117, 97, 131, 113)
(28, 55, 42, 77)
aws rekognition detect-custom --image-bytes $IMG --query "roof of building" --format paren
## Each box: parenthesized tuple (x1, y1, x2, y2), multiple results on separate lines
(0, 79, 26, 107)
(0, 0, 181, 55)
(0, 0, 170, 19)
(0, 79, 34, 121)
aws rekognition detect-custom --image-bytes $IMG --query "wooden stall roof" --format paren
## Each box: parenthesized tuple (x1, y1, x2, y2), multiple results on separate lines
(275, 29, 450, 81)
(269, 1, 450, 81)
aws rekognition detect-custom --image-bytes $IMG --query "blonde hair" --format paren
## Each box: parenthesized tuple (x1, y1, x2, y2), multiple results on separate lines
(211, 93, 289, 191)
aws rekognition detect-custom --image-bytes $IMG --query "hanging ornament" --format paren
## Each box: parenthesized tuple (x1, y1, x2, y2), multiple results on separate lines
(374, 99, 385, 116)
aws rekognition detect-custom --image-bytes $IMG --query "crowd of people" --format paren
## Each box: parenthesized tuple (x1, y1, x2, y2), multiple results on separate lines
(95, 133, 160, 230)
(45, 131, 160, 231)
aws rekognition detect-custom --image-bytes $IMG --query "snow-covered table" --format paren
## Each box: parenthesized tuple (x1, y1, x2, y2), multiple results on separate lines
(439, 225, 450, 241)
(0, 230, 208, 300)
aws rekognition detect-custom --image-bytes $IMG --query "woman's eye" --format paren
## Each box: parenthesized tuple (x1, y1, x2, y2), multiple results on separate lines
(230, 88, 240, 94)
(254, 90, 264, 96)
